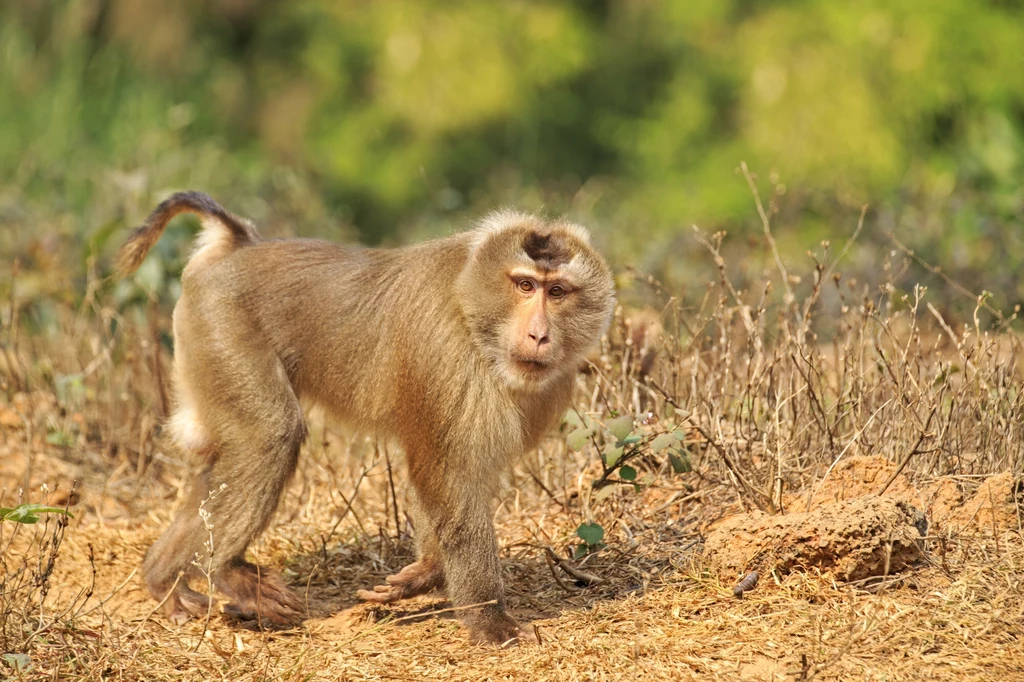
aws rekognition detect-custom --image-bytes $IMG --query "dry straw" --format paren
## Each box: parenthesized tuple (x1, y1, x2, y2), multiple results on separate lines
(2, 177, 1022, 680)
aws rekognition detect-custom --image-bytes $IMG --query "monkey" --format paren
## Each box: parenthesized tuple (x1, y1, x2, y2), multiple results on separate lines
(117, 191, 615, 644)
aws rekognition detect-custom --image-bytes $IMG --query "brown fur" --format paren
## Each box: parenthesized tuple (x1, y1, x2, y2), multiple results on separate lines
(116, 191, 258, 276)
(118, 193, 614, 643)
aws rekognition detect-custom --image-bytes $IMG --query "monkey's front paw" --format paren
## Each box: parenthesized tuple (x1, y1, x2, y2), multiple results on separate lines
(355, 584, 405, 603)
(466, 610, 535, 646)
(356, 559, 444, 604)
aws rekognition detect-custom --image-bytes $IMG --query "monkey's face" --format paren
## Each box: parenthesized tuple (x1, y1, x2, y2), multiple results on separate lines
(459, 215, 615, 391)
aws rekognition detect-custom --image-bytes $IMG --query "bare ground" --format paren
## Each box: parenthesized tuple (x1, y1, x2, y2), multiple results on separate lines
(3, 428, 1023, 681)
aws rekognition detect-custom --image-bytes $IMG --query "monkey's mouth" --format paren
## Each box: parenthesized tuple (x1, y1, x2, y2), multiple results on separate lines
(511, 356, 550, 374)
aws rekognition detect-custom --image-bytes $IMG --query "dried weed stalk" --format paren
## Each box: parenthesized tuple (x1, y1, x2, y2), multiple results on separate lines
(583, 180, 1022, 515)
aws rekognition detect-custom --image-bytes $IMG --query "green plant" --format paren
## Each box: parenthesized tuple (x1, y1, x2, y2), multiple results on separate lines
(574, 522, 605, 559)
(1, 497, 78, 656)
(564, 410, 691, 494)
(0, 504, 72, 524)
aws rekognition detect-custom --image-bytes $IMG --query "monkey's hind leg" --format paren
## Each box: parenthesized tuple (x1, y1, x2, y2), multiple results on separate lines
(144, 348, 307, 628)
(203, 383, 307, 628)
(143, 413, 306, 627)
(142, 468, 216, 625)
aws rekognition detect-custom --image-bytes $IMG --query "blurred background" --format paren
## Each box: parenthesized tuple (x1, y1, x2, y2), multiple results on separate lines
(1, 0, 1023, 319)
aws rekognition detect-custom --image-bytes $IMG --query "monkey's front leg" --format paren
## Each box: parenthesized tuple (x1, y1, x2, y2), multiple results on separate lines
(415, 468, 526, 645)
(357, 494, 445, 603)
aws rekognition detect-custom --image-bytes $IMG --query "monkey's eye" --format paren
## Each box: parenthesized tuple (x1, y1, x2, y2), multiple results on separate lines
(548, 285, 566, 299)
(517, 279, 536, 294)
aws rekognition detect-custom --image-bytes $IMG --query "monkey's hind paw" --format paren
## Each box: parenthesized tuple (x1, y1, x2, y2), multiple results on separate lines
(160, 586, 213, 626)
(222, 597, 302, 630)
(222, 588, 303, 629)
(216, 562, 304, 629)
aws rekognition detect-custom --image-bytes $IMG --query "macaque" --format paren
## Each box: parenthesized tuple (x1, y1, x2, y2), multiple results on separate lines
(117, 192, 614, 644)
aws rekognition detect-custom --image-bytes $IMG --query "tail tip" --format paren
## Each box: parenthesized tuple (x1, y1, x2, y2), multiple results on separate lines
(114, 226, 152, 278)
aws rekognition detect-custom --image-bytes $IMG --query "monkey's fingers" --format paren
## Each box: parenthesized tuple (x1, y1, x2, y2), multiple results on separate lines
(358, 559, 445, 604)
(356, 585, 405, 603)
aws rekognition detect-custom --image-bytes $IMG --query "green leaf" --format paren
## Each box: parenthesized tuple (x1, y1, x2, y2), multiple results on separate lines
(602, 445, 624, 467)
(649, 432, 676, 453)
(563, 410, 594, 431)
(1, 504, 73, 524)
(566, 427, 592, 451)
(574, 543, 589, 560)
(605, 416, 633, 440)
(619, 465, 637, 481)
(672, 430, 686, 441)
(669, 450, 692, 474)
(3, 510, 38, 524)
(21, 504, 71, 516)
(576, 522, 605, 546)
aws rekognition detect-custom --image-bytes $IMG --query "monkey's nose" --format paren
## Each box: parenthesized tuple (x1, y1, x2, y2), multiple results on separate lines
(528, 331, 550, 347)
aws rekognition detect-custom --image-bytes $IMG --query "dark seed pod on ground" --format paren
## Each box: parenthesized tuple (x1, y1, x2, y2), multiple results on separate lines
(732, 571, 759, 598)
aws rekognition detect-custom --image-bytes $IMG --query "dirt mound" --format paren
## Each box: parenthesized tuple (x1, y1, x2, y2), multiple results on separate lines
(785, 455, 962, 526)
(703, 496, 927, 582)
(948, 472, 1022, 533)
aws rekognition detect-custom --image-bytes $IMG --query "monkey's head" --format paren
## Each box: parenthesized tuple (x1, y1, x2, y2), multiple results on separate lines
(458, 210, 615, 391)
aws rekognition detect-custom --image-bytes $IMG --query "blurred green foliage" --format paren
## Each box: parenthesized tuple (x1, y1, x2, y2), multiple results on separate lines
(1, 1, 1023, 307)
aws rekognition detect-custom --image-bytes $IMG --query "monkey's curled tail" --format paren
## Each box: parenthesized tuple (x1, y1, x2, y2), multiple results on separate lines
(116, 191, 259, 277)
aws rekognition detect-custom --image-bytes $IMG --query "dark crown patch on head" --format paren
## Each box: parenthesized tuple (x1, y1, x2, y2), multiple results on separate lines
(522, 231, 570, 268)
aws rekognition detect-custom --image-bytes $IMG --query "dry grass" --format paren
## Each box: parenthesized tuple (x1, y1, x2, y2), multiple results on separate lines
(2, 194, 1024, 680)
